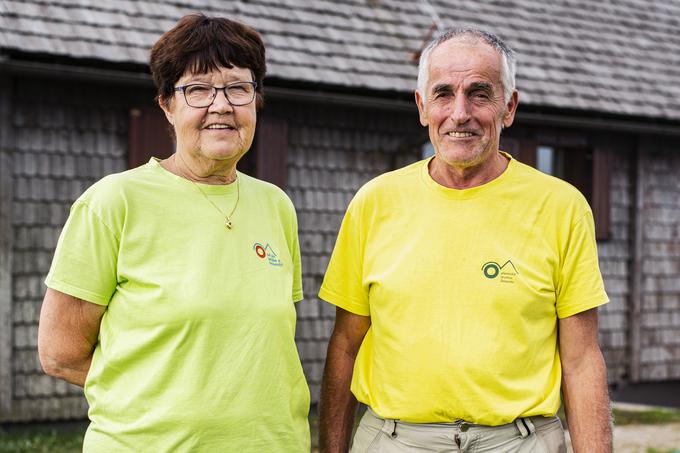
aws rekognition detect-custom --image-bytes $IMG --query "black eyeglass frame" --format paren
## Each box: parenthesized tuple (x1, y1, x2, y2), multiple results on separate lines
(174, 81, 258, 108)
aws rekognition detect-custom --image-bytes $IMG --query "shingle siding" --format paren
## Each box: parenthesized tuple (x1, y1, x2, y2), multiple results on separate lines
(638, 146, 680, 381)
(3, 78, 132, 421)
(0, 78, 14, 419)
(285, 101, 421, 403)
(598, 153, 633, 383)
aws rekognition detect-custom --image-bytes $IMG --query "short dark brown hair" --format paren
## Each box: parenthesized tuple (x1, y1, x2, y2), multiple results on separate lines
(150, 13, 267, 108)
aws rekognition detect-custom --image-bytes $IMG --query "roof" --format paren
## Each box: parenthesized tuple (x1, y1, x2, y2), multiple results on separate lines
(1, 0, 680, 121)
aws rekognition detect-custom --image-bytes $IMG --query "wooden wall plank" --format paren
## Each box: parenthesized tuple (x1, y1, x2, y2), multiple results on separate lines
(0, 75, 14, 419)
(255, 115, 288, 189)
(518, 138, 537, 168)
(593, 145, 612, 240)
(628, 142, 645, 382)
(128, 106, 174, 169)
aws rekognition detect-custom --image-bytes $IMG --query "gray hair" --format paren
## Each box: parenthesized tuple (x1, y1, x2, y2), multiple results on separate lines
(417, 28, 517, 104)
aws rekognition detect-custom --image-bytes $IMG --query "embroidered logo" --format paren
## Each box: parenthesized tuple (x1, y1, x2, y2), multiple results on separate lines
(253, 242, 283, 267)
(482, 260, 519, 283)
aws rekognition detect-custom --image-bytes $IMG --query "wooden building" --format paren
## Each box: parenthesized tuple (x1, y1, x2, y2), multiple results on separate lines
(0, 0, 679, 422)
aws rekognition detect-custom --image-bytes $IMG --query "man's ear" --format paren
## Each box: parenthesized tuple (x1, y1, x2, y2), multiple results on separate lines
(415, 89, 428, 127)
(502, 90, 519, 129)
(158, 97, 175, 126)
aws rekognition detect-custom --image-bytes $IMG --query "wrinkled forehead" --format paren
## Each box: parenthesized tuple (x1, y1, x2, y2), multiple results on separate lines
(427, 39, 503, 88)
(179, 64, 254, 83)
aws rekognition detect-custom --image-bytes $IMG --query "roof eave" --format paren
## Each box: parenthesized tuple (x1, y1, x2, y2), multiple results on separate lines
(1, 54, 678, 137)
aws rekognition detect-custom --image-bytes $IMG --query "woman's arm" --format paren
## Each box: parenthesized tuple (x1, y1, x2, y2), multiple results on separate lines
(38, 288, 106, 387)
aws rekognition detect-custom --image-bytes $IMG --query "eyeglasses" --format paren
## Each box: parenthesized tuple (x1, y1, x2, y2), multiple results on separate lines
(174, 81, 258, 108)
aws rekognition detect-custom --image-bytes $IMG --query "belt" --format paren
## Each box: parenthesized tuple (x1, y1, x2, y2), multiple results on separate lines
(368, 407, 555, 440)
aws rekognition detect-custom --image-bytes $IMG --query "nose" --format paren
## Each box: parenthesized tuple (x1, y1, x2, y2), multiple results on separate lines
(449, 94, 471, 125)
(209, 88, 234, 114)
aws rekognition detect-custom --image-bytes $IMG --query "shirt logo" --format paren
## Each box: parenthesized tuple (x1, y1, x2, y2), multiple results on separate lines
(482, 260, 518, 283)
(253, 242, 283, 267)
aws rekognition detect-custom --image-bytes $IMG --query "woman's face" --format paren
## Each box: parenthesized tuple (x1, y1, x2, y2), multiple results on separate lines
(161, 65, 257, 171)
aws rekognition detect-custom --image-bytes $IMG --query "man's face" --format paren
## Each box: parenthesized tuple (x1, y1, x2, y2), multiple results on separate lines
(415, 39, 518, 170)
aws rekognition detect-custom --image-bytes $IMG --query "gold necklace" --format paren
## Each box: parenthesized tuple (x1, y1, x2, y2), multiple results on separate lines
(170, 154, 240, 230)
(190, 177, 240, 229)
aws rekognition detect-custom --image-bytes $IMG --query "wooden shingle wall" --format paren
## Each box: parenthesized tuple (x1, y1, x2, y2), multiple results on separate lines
(283, 101, 422, 404)
(598, 151, 632, 383)
(637, 141, 680, 381)
(4, 77, 131, 421)
(0, 77, 14, 420)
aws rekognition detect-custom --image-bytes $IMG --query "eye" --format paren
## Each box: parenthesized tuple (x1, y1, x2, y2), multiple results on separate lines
(185, 84, 211, 96)
(432, 90, 451, 100)
(229, 83, 255, 96)
(231, 84, 249, 93)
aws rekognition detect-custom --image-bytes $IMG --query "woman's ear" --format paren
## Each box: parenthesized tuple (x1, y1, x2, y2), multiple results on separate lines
(158, 97, 175, 126)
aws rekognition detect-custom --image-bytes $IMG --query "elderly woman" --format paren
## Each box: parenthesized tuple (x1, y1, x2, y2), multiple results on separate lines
(38, 14, 310, 451)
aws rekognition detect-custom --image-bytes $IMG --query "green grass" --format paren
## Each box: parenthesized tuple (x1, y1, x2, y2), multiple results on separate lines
(309, 411, 319, 449)
(557, 404, 680, 426)
(612, 407, 680, 425)
(646, 448, 680, 453)
(0, 429, 84, 453)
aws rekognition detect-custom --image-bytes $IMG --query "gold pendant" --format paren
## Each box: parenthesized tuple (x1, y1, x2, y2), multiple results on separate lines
(226, 218, 233, 229)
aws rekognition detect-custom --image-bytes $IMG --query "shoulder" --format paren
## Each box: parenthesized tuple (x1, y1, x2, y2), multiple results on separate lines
(239, 172, 296, 215)
(73, 164, 158, 230)
(78, 164, 155, 206)
(352, 159, 424, 207)
(509, 158, 591, 218)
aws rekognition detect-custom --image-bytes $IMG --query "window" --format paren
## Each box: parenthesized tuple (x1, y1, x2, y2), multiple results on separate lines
(536, 146, 593, 203)
(421, 141, 435, 159)
(500, 136, 611, 240)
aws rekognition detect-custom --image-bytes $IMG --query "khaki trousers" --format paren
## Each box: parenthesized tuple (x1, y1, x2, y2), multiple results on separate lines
(351, 408, 567, 453)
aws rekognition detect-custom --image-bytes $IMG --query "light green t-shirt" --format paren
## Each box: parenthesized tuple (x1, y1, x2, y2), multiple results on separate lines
(319, 153, 608, 425)
(46, 159, 310, 452)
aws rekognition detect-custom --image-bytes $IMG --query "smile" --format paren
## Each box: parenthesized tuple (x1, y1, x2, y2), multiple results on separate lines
(205, 124, 235, 130)
(446, 131, 474, 138)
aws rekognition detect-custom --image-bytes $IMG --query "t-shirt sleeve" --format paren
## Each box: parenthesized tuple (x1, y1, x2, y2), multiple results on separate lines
(318, 198, 369, 316)
(555, 210, 609, 318)
(45, 200, 119, 306)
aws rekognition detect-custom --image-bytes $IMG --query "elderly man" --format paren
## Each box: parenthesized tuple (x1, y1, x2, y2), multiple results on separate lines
(318, 29, 612, 453)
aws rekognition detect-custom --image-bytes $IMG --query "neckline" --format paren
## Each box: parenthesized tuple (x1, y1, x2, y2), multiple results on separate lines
(419, 151, 516, 200)
(147, 157, 240, 195)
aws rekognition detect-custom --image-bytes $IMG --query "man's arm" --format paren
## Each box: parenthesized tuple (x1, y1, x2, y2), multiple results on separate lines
(38, 288, 106, 387)
(319, 307, 371, 453)
(559, 307, 612, 453)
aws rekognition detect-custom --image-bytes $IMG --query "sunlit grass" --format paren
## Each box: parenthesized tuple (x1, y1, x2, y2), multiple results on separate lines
(645, 448, 680, 453)
(613, 407, 680, 426)
(0, 429, 84, 453)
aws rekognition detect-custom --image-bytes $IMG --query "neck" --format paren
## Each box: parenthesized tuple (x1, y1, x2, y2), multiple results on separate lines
(429, 151, 509, 189)
(162, 153, 237, 185)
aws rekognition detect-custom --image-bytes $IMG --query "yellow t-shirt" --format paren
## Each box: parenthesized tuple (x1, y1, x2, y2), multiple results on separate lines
(319, 154, 608, 425)
(46, 159, 310, 452)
